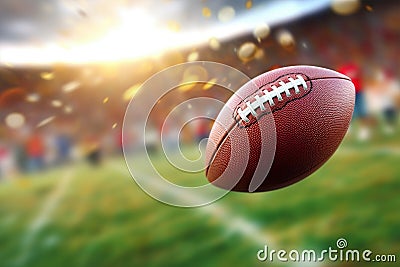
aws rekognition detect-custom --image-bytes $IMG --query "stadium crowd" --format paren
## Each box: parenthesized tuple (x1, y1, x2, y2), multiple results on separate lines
(0, 0, 399, 180)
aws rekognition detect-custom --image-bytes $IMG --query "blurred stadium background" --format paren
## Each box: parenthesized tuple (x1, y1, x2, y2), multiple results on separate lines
(0, 0, 399, 266)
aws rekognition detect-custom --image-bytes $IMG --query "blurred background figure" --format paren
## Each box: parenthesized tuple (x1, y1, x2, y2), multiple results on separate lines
(145, 123, 159, 154)
(43, 130, 57, 167)
(83, 134, 102, 166)
(339, 59, 371, 141)
(26, 133, 45, 172)
(0, 140, 16, 180)
(116, 130, 123, 154)
(378, 70, 400, 135)
(0, 1, 399, 267)
(55, 133, 72, 165)
(195, 119, 210, 144)
(365, 67, 400, 136)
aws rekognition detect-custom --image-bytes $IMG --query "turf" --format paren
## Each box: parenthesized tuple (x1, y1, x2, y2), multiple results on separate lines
(0, 129, 399, 267)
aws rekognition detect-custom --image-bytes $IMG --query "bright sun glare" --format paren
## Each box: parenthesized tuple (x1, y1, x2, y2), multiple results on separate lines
(1, 8, 186, 65)
(0, 2, 332, 66)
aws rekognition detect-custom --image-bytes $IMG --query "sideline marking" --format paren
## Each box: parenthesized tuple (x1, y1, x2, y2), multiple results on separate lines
(111, 162, 270, 243)
(14, 170, 74, 266)
(113, 161, 322, 266)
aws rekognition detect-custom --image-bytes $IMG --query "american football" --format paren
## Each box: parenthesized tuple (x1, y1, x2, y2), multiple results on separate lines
(206, 65, 355, 192)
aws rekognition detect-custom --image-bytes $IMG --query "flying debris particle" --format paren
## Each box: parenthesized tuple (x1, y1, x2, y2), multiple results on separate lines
(203, 78, 217, 90)
(51, 100, 63, 108)
(183, 65, 208, 82)
(123, 84, 142, 101)
(218, 6, 235, 22)
(41, 72, 55, 80)
(178, 81, 197, 92)
(331, 0, 360, 15)
(277, 30, 296, 48)
(253, 23, 270, 40)
(254, 48, 265, 60)
(64, 105, 73, 114)
(178, 65, 207, 92)
(209, 37, 221, 51)
(187, 51, 199, 62)
(5, 113, 25, 129)
(238, 42, 257, 62)
(365, 5, 373, 12)
(37, 116, 55, 128)
(178, 66, 208, 92)
(245, 0, 253, 9)
(202, 7, 212, 18)
(26, 93, 40, 103)
(112, 123, 118, 129)
(62, 81, 81, 93)
(77, 8, 88, 17)
(103, 97, 109, 104)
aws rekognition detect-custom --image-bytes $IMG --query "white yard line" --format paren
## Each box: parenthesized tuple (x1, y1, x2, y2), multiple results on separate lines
(112, 162, 271, 244)
(14, 169, 74, 266)
(111, 162, 307, 266)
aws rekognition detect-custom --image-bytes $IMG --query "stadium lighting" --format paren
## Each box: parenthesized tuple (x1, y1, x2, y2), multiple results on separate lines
(0, 1, 331, 66)
(0, 8, 178, 65)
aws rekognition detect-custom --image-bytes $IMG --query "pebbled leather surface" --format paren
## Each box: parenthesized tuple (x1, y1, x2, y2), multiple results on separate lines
(205, 65, 355, 192)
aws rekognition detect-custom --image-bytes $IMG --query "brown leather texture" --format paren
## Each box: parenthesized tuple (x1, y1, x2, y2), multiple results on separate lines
(205, 65, 355, 192)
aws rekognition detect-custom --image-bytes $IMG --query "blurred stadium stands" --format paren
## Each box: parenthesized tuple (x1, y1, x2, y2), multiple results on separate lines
(0, 1, 399, 266)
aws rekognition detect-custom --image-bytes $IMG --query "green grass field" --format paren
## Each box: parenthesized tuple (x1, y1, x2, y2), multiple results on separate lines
(0, 128, 399, 267)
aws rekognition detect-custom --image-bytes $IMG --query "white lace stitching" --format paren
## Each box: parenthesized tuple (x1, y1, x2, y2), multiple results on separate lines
(237, 75, 307, 123)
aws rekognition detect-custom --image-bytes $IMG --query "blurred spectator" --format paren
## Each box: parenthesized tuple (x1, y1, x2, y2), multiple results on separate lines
(56, 134, 72, 164)
(15, 143, 28, 173)
(44, 132, 57, 166)
(195, 119, 209, 143)
(0, 141, 16, 179)
(368, 69, 400, 135)
(339, 61, 371, 141)
(83, 135, 102, 166)
(145, 124, 158, 154)
(26, 133, 45, 172)
(116, 130, 123, 153)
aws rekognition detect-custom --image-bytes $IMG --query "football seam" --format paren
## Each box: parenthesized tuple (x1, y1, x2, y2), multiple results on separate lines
(206, 76, 351, 177)
(234, 73, 312, 128)
(234, 75, 351, 128)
